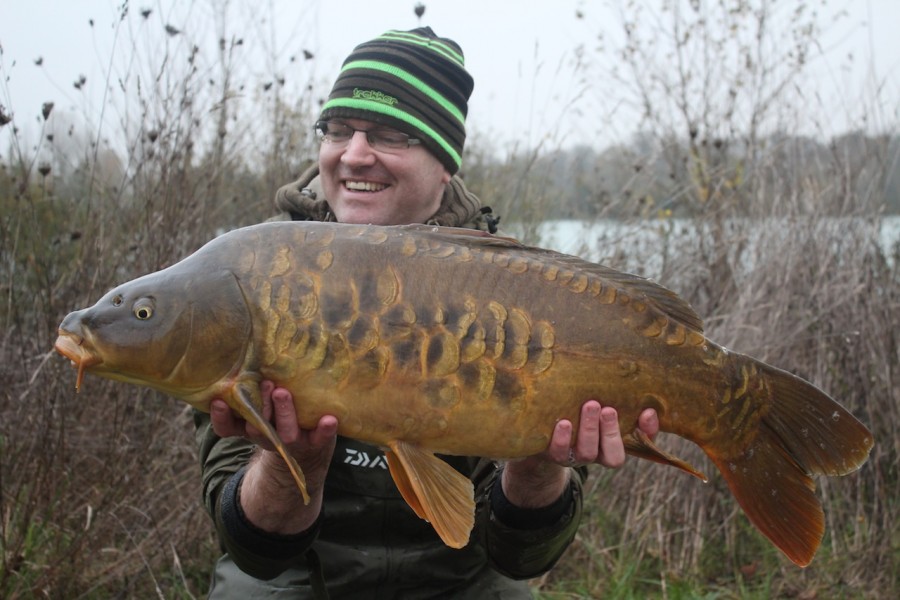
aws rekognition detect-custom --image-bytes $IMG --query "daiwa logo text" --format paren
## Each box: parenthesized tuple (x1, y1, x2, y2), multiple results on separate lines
(344, 448, 388, 469)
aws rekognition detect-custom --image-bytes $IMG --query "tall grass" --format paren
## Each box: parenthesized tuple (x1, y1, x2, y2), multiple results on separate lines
(1, 3, 315, 596)
(522, 2, 899, 598)
(526, 173, 898, 600)
(1, 1, 897, 598)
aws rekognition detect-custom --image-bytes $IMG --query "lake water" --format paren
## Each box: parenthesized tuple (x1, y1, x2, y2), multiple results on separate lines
(512, 215, 900, 279)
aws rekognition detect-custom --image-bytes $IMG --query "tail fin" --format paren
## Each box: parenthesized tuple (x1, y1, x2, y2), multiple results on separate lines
(708, 360, 873, 567)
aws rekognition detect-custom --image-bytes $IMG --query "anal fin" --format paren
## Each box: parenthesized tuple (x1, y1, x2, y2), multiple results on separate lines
(625, 429, 708, 482)
(385, 440, 474, 549)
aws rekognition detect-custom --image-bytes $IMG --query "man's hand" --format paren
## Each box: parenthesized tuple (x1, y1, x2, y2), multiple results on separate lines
(211, 381, 338, 472)
(544, 401, 659, 468)
(501, 402, 659, 509)
(210, 381, 338, 535)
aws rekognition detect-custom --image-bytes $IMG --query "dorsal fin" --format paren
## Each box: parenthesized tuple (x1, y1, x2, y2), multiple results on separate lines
(395, 223, 522, 245)
(392, 224, 704, 333)
(567, 257, 705, 333)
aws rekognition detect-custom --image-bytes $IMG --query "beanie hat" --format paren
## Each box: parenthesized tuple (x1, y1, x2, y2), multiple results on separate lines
(318, 27, 474, 174)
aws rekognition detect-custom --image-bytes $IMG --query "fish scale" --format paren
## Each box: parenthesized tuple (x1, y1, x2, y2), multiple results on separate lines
(54, 221, 873, 565)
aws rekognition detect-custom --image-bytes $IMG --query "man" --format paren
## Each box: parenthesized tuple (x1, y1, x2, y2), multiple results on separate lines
(195, 27, 659, 599)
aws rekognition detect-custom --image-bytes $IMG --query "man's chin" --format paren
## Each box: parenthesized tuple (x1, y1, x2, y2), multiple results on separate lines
(331, 203, 392, 226)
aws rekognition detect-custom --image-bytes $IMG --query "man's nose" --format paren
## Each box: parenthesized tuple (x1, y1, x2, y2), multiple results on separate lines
(340, 131, 377, 166)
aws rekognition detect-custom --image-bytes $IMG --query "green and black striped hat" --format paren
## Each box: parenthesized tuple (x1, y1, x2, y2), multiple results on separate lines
(319, 27, 474, 174)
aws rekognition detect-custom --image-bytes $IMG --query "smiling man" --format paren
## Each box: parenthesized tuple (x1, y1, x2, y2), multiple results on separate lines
(315, 117, 451, 225)
(194, 27, 659, 600)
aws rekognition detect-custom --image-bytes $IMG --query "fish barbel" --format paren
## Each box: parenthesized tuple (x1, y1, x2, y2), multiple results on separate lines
(54, 221, 873, 566)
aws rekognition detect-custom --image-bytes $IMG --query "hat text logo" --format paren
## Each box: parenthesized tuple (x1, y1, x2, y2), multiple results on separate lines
(353, 88, 398, 107)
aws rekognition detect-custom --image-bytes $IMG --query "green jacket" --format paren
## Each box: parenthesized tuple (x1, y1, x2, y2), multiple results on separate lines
(195, 169, 585, 599)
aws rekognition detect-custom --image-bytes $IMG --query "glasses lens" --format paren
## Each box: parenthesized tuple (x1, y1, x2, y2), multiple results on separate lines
(368, 129, 412, 150)
(316, 121, 352, 143)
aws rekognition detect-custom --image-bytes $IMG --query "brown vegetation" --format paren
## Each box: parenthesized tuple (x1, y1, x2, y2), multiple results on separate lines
(1, 2, 897, 598)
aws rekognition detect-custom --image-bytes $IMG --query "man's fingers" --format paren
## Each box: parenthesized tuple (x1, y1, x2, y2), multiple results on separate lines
(547, 419, 574, 464)
(639, 408, 660, 439)
(308, 415, 340, 449)
(209, 398, 240, 437)
(244, 382, 274, 439)
(271, 387, 300, 444)
(574, 401, 601, 462)
(597, 406, 626, 468)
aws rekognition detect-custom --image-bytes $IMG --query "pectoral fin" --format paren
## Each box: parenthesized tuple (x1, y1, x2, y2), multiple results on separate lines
(385, 440, 475, 549)
(625, 429, 708, 482)
(230, 382, 310, 504)
(384, 449, 429, 521)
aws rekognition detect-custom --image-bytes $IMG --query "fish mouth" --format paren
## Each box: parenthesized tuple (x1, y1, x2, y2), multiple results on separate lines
(54, 332, 102, 391)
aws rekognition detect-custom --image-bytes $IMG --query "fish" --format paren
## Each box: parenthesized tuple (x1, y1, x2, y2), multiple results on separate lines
(54, 221, 873, 566)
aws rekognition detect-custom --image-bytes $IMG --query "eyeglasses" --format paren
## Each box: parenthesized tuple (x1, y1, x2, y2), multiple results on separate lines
(314, 120, 422, 151)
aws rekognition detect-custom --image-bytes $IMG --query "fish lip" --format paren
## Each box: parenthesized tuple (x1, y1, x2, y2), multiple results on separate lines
(54, 331, 89, 363)
(54, 331, 102, 390)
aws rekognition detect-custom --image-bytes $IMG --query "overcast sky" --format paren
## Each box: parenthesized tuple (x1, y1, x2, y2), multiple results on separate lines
(1, 0, 898, 156)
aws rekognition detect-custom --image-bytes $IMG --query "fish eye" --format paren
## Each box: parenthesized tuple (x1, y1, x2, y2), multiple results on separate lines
(134, 304, 154, 320)
(112, 294, 124, 307)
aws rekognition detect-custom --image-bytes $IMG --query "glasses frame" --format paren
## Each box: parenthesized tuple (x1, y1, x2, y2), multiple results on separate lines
(314, 119, 422, 151)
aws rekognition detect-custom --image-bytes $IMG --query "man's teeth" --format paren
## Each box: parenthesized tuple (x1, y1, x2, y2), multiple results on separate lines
(346, 181, 387, 192)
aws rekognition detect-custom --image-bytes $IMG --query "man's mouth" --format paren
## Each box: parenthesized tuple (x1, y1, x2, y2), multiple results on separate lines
(345, 180, 388, 192)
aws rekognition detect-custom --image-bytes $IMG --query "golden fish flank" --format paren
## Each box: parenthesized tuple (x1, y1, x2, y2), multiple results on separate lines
(54, 221, 874, 565)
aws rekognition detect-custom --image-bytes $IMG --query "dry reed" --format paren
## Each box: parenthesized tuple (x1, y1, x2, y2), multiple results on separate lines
(1, 2, 897, 599)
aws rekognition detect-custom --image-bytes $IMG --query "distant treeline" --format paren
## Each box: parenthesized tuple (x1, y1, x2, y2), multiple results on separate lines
(462, 131, 900, 223)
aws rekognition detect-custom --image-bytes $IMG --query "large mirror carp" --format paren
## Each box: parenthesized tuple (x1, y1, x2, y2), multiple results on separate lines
(55, 221, 873, 566)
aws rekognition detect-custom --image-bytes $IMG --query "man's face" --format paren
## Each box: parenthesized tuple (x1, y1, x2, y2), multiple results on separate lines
(318, 118, 451, 225)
